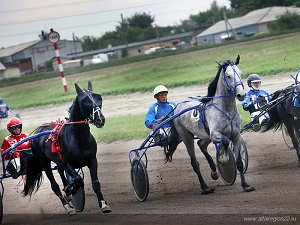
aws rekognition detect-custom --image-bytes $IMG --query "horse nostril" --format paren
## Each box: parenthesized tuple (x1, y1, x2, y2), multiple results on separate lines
(95, 118, 105, 127)
(237, 93, 246, 101)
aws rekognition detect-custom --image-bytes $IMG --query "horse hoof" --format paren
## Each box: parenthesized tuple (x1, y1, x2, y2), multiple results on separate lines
(64, 204, 76, 216)
(101, 205, 112, 213)
(101, 200, 112, 213)
(211, 171, 219, 180)
(243, 186, 255, 192)
(68, 209, 77, 216)
(201, 188, 215, 195)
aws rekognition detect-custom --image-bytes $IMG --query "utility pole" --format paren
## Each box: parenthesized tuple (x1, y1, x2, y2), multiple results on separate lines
(223, 11, 239, 40)
(121, 14, 128, 50)
(155, 24, 161, 46)
(73, 32, 77, 58)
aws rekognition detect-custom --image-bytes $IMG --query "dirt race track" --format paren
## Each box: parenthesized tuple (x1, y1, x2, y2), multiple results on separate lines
(1, 73, 300, 225)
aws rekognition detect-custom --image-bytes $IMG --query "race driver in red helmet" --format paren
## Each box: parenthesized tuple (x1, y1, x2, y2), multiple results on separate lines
(1, 117, 30, 179)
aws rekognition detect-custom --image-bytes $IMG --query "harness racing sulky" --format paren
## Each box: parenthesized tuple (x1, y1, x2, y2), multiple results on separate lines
(129, 55, 252, 202)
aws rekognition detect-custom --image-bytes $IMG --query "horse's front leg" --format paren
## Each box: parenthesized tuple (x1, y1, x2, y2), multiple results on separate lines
(285, 120, 300, 166)
(88, 158, 111, 213)
(43, 163, 76, 216)
(232, 138, 255, 192)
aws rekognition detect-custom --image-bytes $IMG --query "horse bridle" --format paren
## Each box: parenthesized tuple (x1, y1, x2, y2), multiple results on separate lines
(222, 63, 244, 96)
(85, 91, 103, 124)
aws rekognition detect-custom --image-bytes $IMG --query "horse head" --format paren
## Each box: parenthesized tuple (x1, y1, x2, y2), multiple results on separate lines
(219, 55, 245, 101)
(74, 81, 105, 128)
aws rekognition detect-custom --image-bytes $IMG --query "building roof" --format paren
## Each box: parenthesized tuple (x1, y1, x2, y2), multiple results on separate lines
(197, 6, 300, 37)
(0, 40, 41, 58)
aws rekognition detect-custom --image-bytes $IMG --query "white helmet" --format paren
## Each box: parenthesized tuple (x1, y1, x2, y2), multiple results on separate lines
(153, 85, 168, 98)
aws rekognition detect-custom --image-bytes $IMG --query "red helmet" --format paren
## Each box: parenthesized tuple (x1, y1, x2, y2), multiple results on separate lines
(7, 117, 22, 129)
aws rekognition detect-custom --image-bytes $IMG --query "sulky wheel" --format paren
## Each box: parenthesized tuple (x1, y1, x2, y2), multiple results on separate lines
(66, 169, 85, 212)
(230, 139, 248, 174)
(130, 158, 149, 202)
(216, 143, 237, 186)
(282, 124, 294, 149)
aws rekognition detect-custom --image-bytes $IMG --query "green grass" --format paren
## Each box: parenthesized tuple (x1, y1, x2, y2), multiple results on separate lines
(0, 33, 293, 143)
(1, 34, 300, 110)
(0, 103, 251, 143)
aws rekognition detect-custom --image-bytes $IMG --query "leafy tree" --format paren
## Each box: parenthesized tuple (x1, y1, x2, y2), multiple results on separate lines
(177, 0, 236, 32)
(269, 11, 300, 31)
(38, 30, 48, 40)
(229, 0, 299, 15)
(127, 12, 155, 29)
(81, 35, 99, 51)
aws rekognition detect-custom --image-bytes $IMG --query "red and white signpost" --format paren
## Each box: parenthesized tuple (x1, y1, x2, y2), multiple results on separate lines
(48, 28, 68, 92)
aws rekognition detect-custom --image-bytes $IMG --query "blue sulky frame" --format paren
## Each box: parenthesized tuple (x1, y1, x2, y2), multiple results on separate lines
(128, 104, 226, 168)
(0, 131, 53, 185)
(128, 105, 199, 167)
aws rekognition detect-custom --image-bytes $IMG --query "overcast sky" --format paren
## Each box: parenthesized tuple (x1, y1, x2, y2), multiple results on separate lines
(1, 0, 230, 48)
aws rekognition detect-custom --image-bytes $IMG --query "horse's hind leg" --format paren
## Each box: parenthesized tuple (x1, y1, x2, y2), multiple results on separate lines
(43, 164, 76, 216)
(197, 139, 219, 180)
(88, 158, 111, 213)
(181, 134, 214, 195)
(233, 139, 255, 192)
(57, 166, 72, 202)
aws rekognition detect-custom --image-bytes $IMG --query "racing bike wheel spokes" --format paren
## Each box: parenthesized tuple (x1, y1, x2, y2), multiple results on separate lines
(130, 158, 149, 202)
(216, 144, 237, 186)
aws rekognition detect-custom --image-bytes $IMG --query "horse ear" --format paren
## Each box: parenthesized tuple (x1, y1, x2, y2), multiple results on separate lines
(235, 55, 240, 65)
(88, 81, 93, 91)
(75, 83, 83, 95)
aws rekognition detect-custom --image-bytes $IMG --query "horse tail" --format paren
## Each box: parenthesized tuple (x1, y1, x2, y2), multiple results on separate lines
(165, 125, 181, 162)
(22, 154, 43, 197)
(263, 90, 283, 132)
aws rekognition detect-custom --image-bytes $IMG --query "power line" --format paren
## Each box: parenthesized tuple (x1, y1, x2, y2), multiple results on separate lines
(0, 0, 181, 26)
(0, 4, 197, 39)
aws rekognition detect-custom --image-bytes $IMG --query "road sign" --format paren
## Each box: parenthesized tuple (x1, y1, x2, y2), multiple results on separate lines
(48, 30, 60, 44)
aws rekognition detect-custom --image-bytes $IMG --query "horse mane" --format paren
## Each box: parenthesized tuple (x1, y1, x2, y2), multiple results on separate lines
(201, 60, 232, 103)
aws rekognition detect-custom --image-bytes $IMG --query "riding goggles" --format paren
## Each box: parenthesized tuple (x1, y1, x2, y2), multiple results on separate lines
(10, 124, 22, 130)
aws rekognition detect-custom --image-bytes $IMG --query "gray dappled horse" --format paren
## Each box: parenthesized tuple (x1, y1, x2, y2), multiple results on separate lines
(168, 55, 255, 194)
(264, 85, 300, 166)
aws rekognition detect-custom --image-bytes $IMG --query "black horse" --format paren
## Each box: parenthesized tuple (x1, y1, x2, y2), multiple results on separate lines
(22, 81, 111, 215)
(264, 85, 300, 166)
